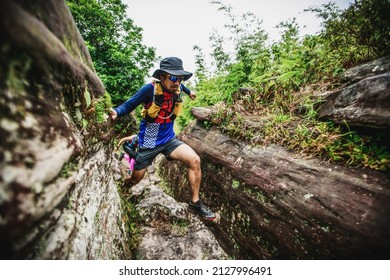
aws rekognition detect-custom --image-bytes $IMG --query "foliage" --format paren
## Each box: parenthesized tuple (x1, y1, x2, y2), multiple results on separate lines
(117, 187, 143, 259)
(179, 0, 390, 170)
(94, 91, 113, 123)
(209, 0, 269, 78)
(192, 45, 209, 84)
(67, 0, 156, 106)
(306, 0, 390, 66)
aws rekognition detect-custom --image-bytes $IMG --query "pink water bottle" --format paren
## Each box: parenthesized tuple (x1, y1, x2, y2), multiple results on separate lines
(123, 153, 135, 171)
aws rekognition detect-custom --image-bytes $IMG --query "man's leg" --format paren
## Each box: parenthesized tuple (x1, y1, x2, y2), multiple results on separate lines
(169, 143, 215, 220)
(124, 145, 159, 188)
(169, 143, 201, 203)
(124, 168, 147, 187)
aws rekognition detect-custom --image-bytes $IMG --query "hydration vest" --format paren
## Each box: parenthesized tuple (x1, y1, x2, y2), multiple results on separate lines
(141, 81, 183, 123)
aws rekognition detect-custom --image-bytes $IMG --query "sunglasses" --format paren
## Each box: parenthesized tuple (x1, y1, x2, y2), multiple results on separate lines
(167, 75, 184, 83)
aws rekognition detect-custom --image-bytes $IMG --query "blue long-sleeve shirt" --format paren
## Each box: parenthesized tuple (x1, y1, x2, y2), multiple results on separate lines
(114, 83, 191, 149)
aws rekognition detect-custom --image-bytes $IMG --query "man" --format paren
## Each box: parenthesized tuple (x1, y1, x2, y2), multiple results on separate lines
(110, 57, 215, 220)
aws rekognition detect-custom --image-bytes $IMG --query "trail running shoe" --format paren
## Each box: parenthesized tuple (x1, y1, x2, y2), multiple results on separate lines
(189, 200, 216, 220)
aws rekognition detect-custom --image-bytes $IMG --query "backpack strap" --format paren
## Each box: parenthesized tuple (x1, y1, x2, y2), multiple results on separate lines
(141, 81, 183, 123)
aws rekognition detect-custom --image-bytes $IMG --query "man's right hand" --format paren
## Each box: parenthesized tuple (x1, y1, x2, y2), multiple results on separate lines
(109, 108, 117, 120)
(118, 135, 136, 147)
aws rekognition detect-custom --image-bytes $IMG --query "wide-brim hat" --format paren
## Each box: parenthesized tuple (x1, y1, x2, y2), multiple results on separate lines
(152, 57, 193, 81)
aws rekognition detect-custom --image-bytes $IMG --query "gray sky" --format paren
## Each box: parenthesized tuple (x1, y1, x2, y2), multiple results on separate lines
(123, 0, 353, 78)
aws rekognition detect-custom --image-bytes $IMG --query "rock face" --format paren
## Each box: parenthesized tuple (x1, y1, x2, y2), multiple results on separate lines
(319, 56, 390, 130)
(0, 0, 128, 259)
(160, 123, 390, 259)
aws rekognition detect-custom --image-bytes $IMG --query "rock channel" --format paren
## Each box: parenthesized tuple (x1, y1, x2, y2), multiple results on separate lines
(120, 156, 228, 260)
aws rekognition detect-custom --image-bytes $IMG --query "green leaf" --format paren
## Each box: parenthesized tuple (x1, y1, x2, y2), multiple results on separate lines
(84, 87, 91, 109)
(75, 108, 82, 121)
(82, 118, 88, 128)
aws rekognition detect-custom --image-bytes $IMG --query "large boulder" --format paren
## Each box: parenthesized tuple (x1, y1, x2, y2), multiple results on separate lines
(319, 57, 390, 130)
(343, 55, 390, 83)
(0, 0, 128, 259)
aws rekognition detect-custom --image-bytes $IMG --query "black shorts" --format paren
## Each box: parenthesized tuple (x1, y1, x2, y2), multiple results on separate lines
(134, 137, 184, 170)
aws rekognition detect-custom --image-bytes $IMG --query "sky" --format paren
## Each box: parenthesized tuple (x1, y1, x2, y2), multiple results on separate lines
(123, 0, 353, 78)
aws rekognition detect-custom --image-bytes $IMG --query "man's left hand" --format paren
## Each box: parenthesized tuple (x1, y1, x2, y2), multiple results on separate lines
(189, 91, 196, 100)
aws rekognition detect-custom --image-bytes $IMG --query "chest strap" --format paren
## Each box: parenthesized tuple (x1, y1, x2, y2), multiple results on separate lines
(141, 81, 183, 122)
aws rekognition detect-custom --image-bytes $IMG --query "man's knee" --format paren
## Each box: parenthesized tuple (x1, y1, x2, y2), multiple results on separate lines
(189, 154, 201, 169)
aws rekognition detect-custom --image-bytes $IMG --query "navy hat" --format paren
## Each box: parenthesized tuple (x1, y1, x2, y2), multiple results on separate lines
(152, 57, 193, 81)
